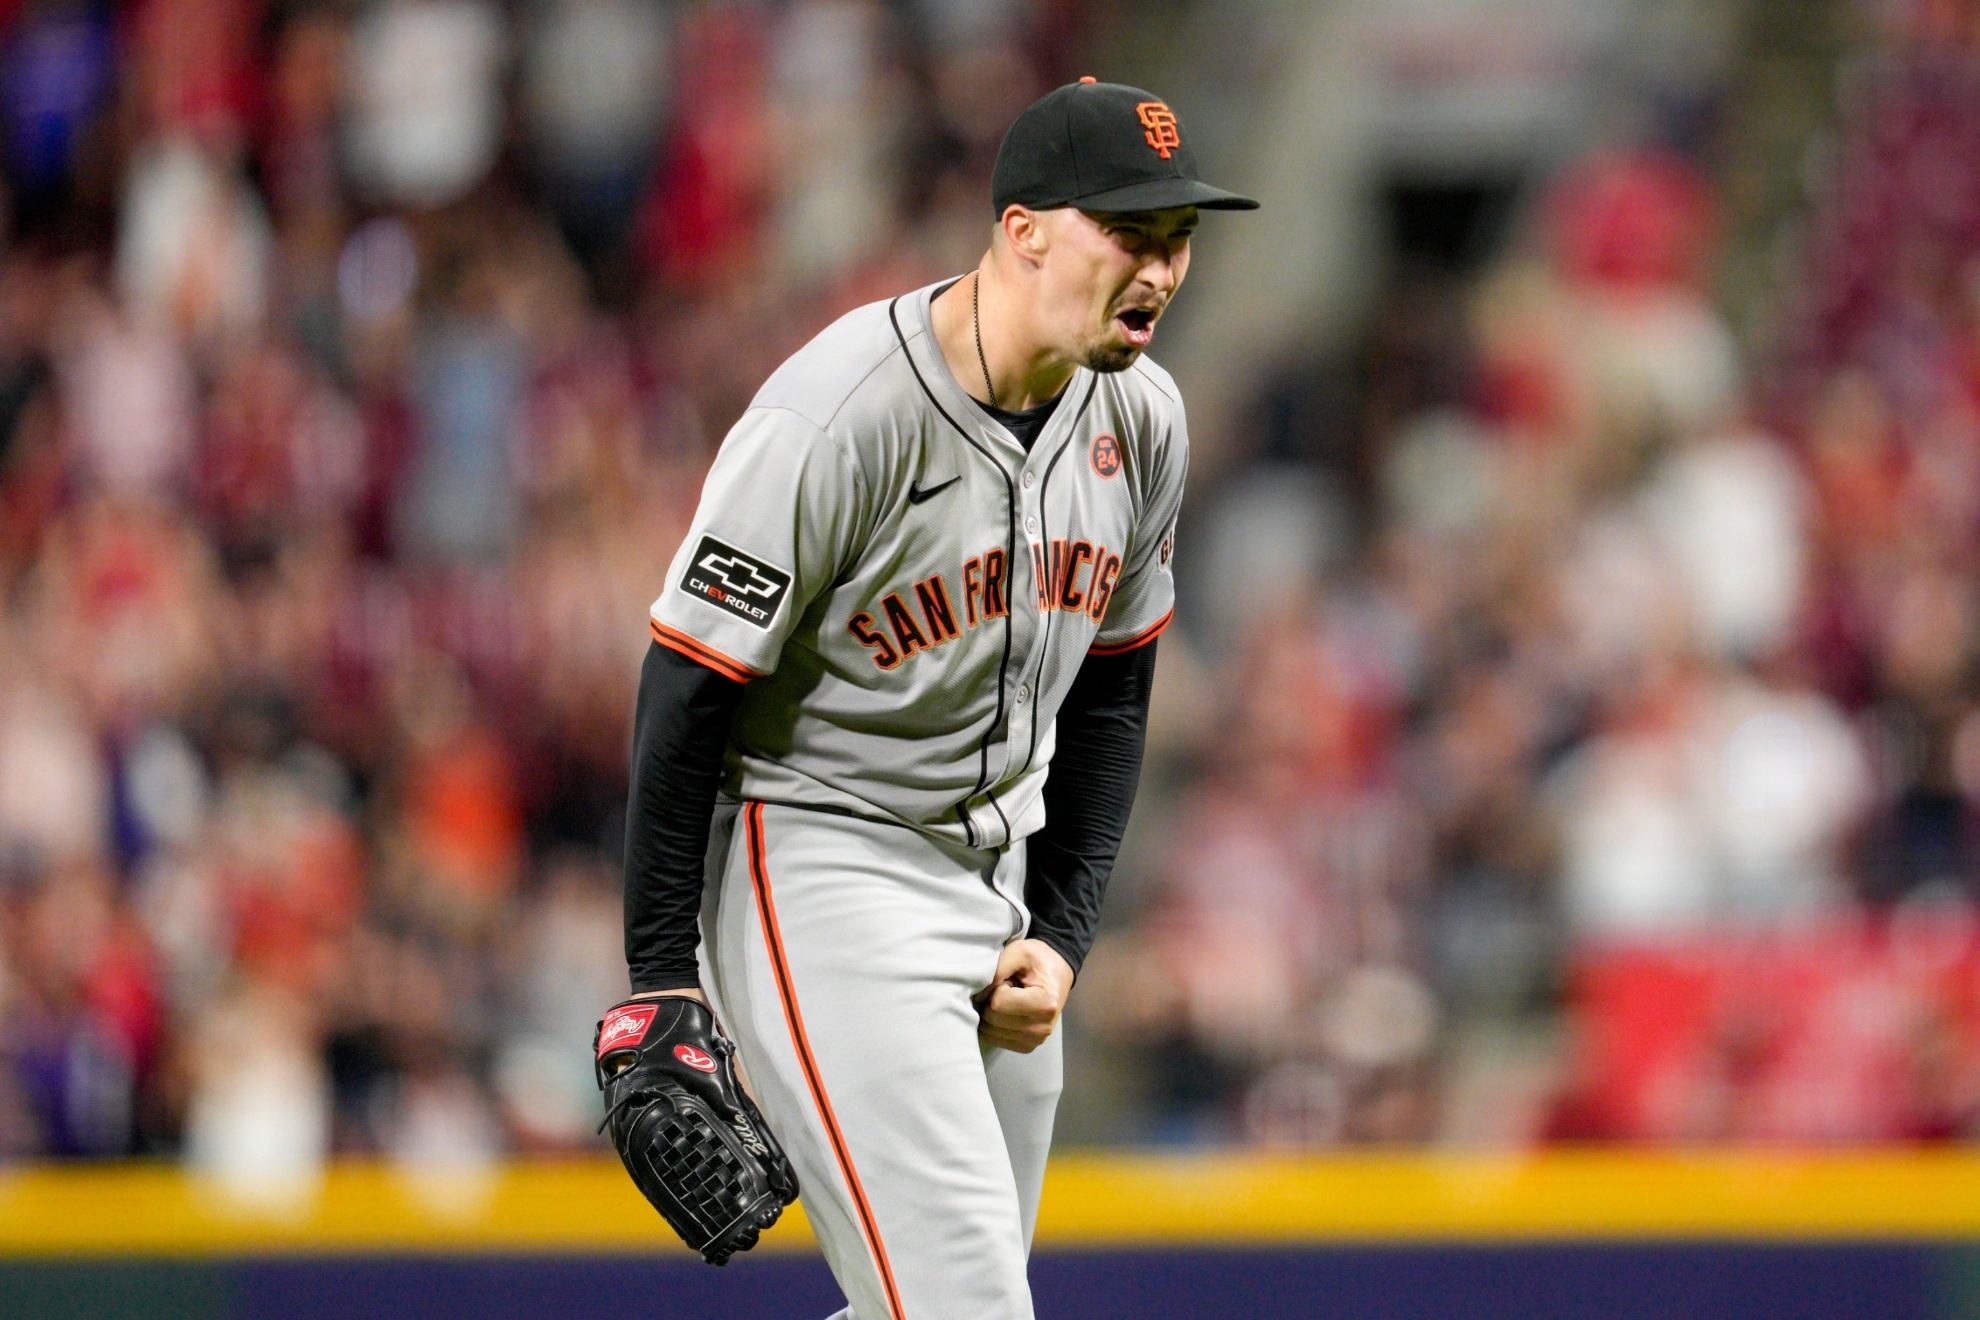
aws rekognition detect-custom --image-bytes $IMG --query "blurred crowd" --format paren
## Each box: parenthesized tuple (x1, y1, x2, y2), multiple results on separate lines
(1073, 2, 1980, 1146)
(8, 0, 1980, 1176)
(0, 0, 1088, 1177)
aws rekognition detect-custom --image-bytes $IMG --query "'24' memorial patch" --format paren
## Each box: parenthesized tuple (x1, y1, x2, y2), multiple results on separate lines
(681, 536, 793, 629)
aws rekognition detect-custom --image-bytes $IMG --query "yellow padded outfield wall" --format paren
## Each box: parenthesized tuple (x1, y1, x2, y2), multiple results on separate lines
(1, 1151, 1979, 1256)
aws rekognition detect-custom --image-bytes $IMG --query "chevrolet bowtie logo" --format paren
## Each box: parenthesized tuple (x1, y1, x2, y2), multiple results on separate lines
(680, 536, 792, 630)
(697, 552, 783, 597)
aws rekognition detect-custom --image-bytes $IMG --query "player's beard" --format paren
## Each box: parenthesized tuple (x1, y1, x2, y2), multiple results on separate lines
(1078, 338, 1142, 374)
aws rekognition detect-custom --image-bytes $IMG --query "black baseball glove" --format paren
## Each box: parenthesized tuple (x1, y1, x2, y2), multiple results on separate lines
(595, 996, 800, 1264)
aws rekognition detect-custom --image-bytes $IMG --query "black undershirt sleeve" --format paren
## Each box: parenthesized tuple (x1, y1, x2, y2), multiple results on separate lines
(1023, 640, 1159, 978)
(623, 641, 749, 992)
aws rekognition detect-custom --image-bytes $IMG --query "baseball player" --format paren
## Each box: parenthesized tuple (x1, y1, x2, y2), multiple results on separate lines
(594, 79, 1256, 1318)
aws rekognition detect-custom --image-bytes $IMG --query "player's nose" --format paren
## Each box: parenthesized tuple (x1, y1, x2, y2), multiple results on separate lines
(1137, 252, 1181, 298)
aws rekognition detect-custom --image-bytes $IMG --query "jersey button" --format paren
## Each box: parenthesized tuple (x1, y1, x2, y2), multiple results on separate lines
(1016, 684, 1031, 703)
(1022, 471, 1036, 489)
(1025, 516, 1038, 535)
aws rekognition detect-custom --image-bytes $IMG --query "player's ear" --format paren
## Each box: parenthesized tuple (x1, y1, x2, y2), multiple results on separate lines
(1001, 205, 1048, 267)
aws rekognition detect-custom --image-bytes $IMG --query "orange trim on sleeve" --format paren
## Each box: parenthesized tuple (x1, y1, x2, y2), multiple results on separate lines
(1088, 607, 1173, 656)
(744, 803, 908, 1320)
(648, 618, 761, 684)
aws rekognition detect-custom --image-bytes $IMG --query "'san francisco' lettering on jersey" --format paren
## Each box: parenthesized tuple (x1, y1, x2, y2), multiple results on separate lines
(1029, 539, 1123, 618)
(847, 545, 1014, 670)
(845, 535, 1123, 672)
(648, 278, 1187, 850)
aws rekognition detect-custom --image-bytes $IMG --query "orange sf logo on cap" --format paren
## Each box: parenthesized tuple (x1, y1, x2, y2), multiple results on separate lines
(1137, 102, 1180, 159)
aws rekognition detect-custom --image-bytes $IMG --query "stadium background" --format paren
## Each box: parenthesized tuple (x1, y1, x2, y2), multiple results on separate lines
(1, 0, 1979, 1313)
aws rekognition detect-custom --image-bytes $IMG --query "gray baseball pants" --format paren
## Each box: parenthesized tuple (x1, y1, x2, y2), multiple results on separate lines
(700, 798, 1063, 1320)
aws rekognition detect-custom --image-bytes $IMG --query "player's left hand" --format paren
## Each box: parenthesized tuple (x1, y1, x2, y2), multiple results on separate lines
(977, 939, 1074, 1053)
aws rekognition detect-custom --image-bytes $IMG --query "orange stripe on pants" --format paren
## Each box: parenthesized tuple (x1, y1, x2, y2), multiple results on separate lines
(744, 801, 908, 1320)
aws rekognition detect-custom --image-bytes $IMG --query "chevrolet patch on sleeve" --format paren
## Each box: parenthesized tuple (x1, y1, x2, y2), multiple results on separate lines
(680, 536, 794, 629)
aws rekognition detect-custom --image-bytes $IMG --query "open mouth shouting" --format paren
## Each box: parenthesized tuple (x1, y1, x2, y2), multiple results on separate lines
(1115, 306, 1159, 348)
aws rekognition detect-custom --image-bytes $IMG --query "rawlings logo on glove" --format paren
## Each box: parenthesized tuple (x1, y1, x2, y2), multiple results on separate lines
(598, 1004, 658, 1056)
(594, 996, 800, 1265)
(674, 1044, 717, 1072)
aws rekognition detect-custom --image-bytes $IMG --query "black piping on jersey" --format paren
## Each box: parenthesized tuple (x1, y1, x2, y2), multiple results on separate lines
(1015, 377, 1098, 779)
(887, 292, 1015, 850)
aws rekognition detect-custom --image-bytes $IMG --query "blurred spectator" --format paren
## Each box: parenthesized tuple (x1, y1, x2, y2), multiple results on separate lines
(492, 855, 624, 1148)
(344, 0, 508, 209)
(768, 0, 902, 287)
(634, 3, 773, 290)
(0, 676, 105, 868)
(184, 983, 329, 1207)
(522, 0, 671, 261)
(0, 0, 114, 210)
(1645, 429, 1809, 661)
(51, 290, 196, 498)
(397, 295, 524, 562)
(117, 134, 272, 349)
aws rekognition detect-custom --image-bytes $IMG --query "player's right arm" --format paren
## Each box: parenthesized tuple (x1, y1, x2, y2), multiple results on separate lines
(621, 407, 869, 996)
(622, 643, 748, 995)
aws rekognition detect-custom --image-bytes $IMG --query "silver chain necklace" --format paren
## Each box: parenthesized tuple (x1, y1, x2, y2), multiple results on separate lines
(972, 271, 997, 410)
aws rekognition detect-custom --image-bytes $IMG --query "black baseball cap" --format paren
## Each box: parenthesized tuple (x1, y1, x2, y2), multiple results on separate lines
(990, 78, 1259, 217)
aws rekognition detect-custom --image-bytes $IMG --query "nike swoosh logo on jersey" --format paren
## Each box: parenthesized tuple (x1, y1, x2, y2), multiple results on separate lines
(907, 476, 960, 505)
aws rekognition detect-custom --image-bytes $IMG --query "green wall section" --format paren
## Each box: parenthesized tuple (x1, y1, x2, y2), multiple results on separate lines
(0, 1262, 231, 1320)
(1937, 1248, 1980, 1320)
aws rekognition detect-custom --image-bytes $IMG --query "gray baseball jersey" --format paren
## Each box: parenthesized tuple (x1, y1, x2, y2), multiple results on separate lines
(648, 277, 1187, 851)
